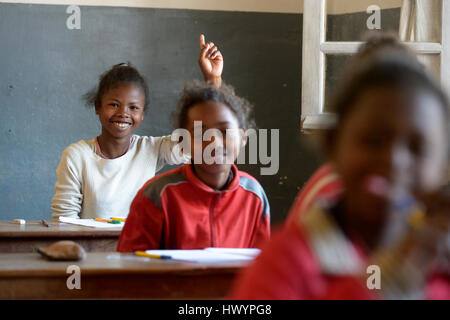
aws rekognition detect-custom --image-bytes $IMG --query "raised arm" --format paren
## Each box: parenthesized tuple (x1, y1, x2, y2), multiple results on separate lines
(198, 34, 223, 87)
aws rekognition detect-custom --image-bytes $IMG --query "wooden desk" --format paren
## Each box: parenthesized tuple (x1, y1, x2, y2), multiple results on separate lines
(0, 252, 247, 299)
(0, 221, 121, 253)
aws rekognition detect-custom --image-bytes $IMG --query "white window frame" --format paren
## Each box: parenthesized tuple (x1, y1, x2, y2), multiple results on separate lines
(301, 0, 450, 131)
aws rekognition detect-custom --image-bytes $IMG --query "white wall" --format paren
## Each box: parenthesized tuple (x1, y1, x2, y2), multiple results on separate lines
(327, 0, 402, 14)
(0, 0, 302, 13)
(0, 0, 403, 14)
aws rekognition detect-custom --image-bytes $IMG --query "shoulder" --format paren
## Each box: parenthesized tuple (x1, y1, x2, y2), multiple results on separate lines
(302, 163, 342, 196)
(60, 140, 92, 162)
(237, 170, 270, 216)
(237, 170, 266, 194)
(140, 165, 189, 209)
(250, 221, 314, 271)
(265, 222, 315, 272)
(131, 135, 174, 153)
(238, 170, 265, 193)
(229, 222, 315, 299)
(287, 163, 343, 224)
(132, 135, 171, 146)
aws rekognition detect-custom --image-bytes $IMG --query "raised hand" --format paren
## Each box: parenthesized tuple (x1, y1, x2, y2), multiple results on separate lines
(198, 34, 223, 87)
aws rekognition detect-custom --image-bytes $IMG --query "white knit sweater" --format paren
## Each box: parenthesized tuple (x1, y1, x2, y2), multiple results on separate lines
(51, 135, 187, 220)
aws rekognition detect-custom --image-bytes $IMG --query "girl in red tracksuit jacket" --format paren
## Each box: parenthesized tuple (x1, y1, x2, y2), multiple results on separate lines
(117, 81, 270, 251)
(230, 38, 450, 300)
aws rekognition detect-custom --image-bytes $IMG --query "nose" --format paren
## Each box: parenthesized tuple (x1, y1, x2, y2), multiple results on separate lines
(115, 105, 131, 118)
(202, 130, 225, 161)
(202, 130, 224, 145)
(210, 132, 225, 149)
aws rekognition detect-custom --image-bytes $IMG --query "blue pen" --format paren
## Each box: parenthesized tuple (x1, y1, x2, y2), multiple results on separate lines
(135, 251, 172, 259)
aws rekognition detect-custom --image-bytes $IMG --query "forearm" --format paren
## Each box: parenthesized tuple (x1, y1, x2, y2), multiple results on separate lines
(51, 174, 82, 220)
(52, 147, 84, 220)
(204, 75, 222, 87)
(51, 197, 82, 221)
(156, 135, 191, 171)
(51, 185, 83, 220)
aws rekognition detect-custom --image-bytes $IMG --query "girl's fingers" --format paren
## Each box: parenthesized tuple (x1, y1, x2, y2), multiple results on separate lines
(211, 51, 222, 60)
(208, 46, 218, 57)
(199, 39, 222, 61)
(200, 43, 211, 58)
(200, 34, 206, 49)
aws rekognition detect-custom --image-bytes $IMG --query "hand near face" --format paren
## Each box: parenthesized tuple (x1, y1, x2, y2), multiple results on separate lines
(420, 188, 450, 257)
(198, 34, 223, 87)
(398, 188, 450, 274)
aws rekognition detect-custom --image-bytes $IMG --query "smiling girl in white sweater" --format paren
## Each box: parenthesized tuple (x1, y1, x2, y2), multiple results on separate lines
(51, 35, 223, 219)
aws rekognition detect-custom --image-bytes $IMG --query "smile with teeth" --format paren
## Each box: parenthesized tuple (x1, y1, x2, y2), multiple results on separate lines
(111, 121, 132, 129)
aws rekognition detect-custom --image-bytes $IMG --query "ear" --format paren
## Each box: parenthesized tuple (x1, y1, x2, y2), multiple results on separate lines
(94, 103, 100, 115)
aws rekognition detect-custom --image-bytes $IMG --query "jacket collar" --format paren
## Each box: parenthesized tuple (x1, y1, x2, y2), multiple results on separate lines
(297, 204, 365, 276)
(183, 163, 240, 194)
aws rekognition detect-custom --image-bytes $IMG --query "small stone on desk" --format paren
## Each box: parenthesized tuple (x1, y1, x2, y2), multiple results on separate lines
(37, 240, 86, 261)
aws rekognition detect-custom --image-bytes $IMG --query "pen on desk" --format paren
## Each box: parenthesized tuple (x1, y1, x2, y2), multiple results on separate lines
(94, 218, 122, 225)
(111, 217, 126, 222)
(135, 251, 172, 260)
(108, 220, 122, 224)
(41, 219, 50, 228)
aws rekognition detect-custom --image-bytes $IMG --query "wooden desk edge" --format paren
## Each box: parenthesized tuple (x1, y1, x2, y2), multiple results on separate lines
(0, 266, 243, 278)
(0, 230, 121, 238)
(0, 253, 249, 277)
(0, 221, 122, 238)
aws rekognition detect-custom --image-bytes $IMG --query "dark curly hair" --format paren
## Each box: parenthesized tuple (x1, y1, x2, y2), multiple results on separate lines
(174, 80, 255, 130)
(355, 32, 415, 61)
(83, 62, 150, 112)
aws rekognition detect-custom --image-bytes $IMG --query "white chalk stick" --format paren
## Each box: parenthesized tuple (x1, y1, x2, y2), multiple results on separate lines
(13, 219, 26, 225)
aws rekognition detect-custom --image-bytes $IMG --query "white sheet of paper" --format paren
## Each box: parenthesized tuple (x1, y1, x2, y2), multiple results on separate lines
(145, 249, 257, 262)
(204, 248, 261, 257)
(59, 217, 124, 229)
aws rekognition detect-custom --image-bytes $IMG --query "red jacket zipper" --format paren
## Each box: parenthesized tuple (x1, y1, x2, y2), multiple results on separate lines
(209, 193, 222, 247)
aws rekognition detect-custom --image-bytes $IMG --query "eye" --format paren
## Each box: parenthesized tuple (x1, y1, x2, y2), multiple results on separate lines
(109, 103, 119, 108)
(224, 128, 239, 136)
(130, 105, 139, 110)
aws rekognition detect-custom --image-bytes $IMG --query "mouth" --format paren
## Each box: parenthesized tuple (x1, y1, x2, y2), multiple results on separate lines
(362, 175, 415, 212)
(363, 175, 390, 198)
(110, 121, 132, 130)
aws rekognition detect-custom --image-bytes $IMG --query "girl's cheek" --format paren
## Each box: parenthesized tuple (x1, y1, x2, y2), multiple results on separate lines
(189, 137, 200, 156)
(335, 144, 371, 186)
(419, 155, 447, 193)
(226, 135, 242, 160)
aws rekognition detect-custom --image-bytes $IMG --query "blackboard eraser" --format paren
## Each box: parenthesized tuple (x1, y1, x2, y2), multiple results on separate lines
(13, 219, 26, 225)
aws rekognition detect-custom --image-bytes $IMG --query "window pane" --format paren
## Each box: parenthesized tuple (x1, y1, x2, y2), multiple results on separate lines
(417, 54, 441, 82)
(324, 54, 354, 112)
(326, 0, 441, 43)
(323, 53, 441, 113)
